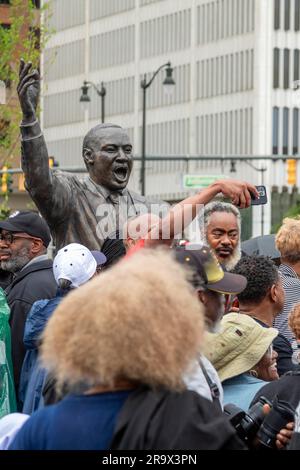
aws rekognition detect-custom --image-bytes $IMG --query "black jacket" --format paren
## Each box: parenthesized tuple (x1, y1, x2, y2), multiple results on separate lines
(110, 386, 246, 450)
(5, 259, 56, 396)
(250, 371, 300, 410)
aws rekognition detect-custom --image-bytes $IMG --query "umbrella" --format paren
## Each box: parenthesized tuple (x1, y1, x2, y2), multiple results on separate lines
(241, 234, 281, 263)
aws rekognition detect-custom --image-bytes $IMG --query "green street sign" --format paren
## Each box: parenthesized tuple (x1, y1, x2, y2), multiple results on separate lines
(183, 174, 226, 189)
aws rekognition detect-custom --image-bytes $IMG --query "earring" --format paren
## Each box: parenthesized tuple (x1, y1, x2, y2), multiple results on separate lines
(249, 369, 258, 378)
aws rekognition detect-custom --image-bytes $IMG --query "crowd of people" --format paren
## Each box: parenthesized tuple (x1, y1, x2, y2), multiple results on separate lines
(1, 59, 300, 451)
(0, 201, 300, 450)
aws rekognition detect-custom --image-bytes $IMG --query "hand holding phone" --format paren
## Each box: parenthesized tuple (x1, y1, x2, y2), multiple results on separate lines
(251, 185, 267, 205)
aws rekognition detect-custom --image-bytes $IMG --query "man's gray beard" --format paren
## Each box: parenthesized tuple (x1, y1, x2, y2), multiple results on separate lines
(1, 247, 31, 273)
(221, 247, 241, 271)
(202, 233, 241, 271)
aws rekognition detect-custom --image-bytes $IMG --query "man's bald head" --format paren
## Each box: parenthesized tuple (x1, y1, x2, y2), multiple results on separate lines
(123, 213, 161, 251)
(82, 123, 122, 157)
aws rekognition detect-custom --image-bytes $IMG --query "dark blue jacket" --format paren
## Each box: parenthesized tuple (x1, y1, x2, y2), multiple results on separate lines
(19, 289, 67, 414)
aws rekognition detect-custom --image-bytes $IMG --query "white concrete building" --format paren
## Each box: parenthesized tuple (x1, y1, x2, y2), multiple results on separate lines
(42, 0, 300, 237)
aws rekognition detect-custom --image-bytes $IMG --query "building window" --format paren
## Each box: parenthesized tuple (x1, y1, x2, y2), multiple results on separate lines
(273, 48, 280, 88)
(294, 50, 300, 81)
(284, 0, 291, 30)
(293, 108, 299, 154)
(284, 48, 290, 89)
(273, 107, 279, 154)
(283, 107, 289, 155)
(295, 0, 300, 30)
(274, 0, 280, 30)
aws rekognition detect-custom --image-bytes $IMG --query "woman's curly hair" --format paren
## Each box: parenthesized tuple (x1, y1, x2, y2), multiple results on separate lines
(289, 303, 300, 340)
(276, 217, 300, 263)
(41, 248, 205, 392)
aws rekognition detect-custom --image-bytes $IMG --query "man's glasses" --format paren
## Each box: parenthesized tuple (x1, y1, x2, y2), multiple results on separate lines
(0, 233, 40, 244)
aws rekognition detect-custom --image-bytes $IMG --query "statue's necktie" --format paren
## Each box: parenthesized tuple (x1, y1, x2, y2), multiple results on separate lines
(109, 193, 120, 206)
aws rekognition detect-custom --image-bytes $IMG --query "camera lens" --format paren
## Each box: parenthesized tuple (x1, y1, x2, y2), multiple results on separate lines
(258, 396, 295, 448)
(239, 397, 271, 442)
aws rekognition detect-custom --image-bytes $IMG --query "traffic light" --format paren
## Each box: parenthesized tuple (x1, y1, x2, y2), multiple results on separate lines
(287, 159, 297, 185)
(1, 166, 12, 194)
(18, 174, 25, 191)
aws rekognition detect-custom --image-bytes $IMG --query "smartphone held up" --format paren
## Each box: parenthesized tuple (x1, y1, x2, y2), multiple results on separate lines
(251, 186, 267, 205)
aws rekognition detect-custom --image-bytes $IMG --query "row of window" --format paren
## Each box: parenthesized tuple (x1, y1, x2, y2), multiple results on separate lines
(141, 119, 190, 159)
(47, 0, 135, 32)
(44, 40, 85, 82)
(45, 25, 136, 81)
(139, 0, 164, 5)
(140, 10, 191, 59)
(90, 0, 135, 21)
(196, 108, 253, 155)
(197, 0, 255, 45)
(274, 0, 300, 31)
(43, 77, 135, 128)
(197, 49, 254, 99)
(90, 26, 135, 70)
(46, 13, 194, 80)
(47, 0, 84, 32)
(273, 48, 300, 89)
(273, 107, 300, 155)
(46, 0, 256, 39)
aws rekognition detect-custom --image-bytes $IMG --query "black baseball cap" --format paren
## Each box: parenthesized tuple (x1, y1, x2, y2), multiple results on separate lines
(0, 211, 51, 247)
(174, 243, 247, 295)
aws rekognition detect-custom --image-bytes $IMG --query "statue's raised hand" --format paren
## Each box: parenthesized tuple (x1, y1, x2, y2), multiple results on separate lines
(17, 59, 40, 122)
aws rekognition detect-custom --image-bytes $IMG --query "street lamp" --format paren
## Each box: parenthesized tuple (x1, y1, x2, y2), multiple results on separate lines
(79, 80, 106, 123)
(140, 62, 175, 196)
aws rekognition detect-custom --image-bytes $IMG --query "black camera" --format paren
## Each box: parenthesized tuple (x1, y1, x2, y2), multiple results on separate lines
(224, 395, 295, 448)
(224, 396, 271, 444)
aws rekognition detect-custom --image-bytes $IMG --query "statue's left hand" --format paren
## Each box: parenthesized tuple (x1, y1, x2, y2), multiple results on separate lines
(17, 58, 40, 121)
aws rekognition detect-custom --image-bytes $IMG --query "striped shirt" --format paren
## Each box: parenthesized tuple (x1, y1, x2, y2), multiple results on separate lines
(274, 264, 300, 349)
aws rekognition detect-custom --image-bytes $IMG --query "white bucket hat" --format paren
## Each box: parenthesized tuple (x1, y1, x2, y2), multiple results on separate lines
(53, 243, 97, 288)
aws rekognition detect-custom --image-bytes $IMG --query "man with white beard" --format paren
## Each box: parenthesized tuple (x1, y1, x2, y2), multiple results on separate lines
(0, 211, 56, 404)
(199, 201, 241, 271)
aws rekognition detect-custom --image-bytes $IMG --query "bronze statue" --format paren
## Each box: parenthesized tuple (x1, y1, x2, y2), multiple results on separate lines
(17, 60, 157, 250)
(17, 60, 258, 251)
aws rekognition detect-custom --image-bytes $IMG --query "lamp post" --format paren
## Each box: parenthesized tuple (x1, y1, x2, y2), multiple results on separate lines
(140, 62, 175, 196)
(79, 80, 106, 123)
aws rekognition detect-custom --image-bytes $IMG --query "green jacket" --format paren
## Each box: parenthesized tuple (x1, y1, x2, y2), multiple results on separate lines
(0, 288, 17, 417)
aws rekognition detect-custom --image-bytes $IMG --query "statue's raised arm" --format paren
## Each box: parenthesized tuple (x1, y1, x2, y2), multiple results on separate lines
(18, 58, 40, 122)
(17, 59, 70, 229)
(18, 59, 51, 193)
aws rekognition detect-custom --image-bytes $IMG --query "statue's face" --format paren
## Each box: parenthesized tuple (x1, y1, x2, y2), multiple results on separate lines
(87, 128, 133, 191)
